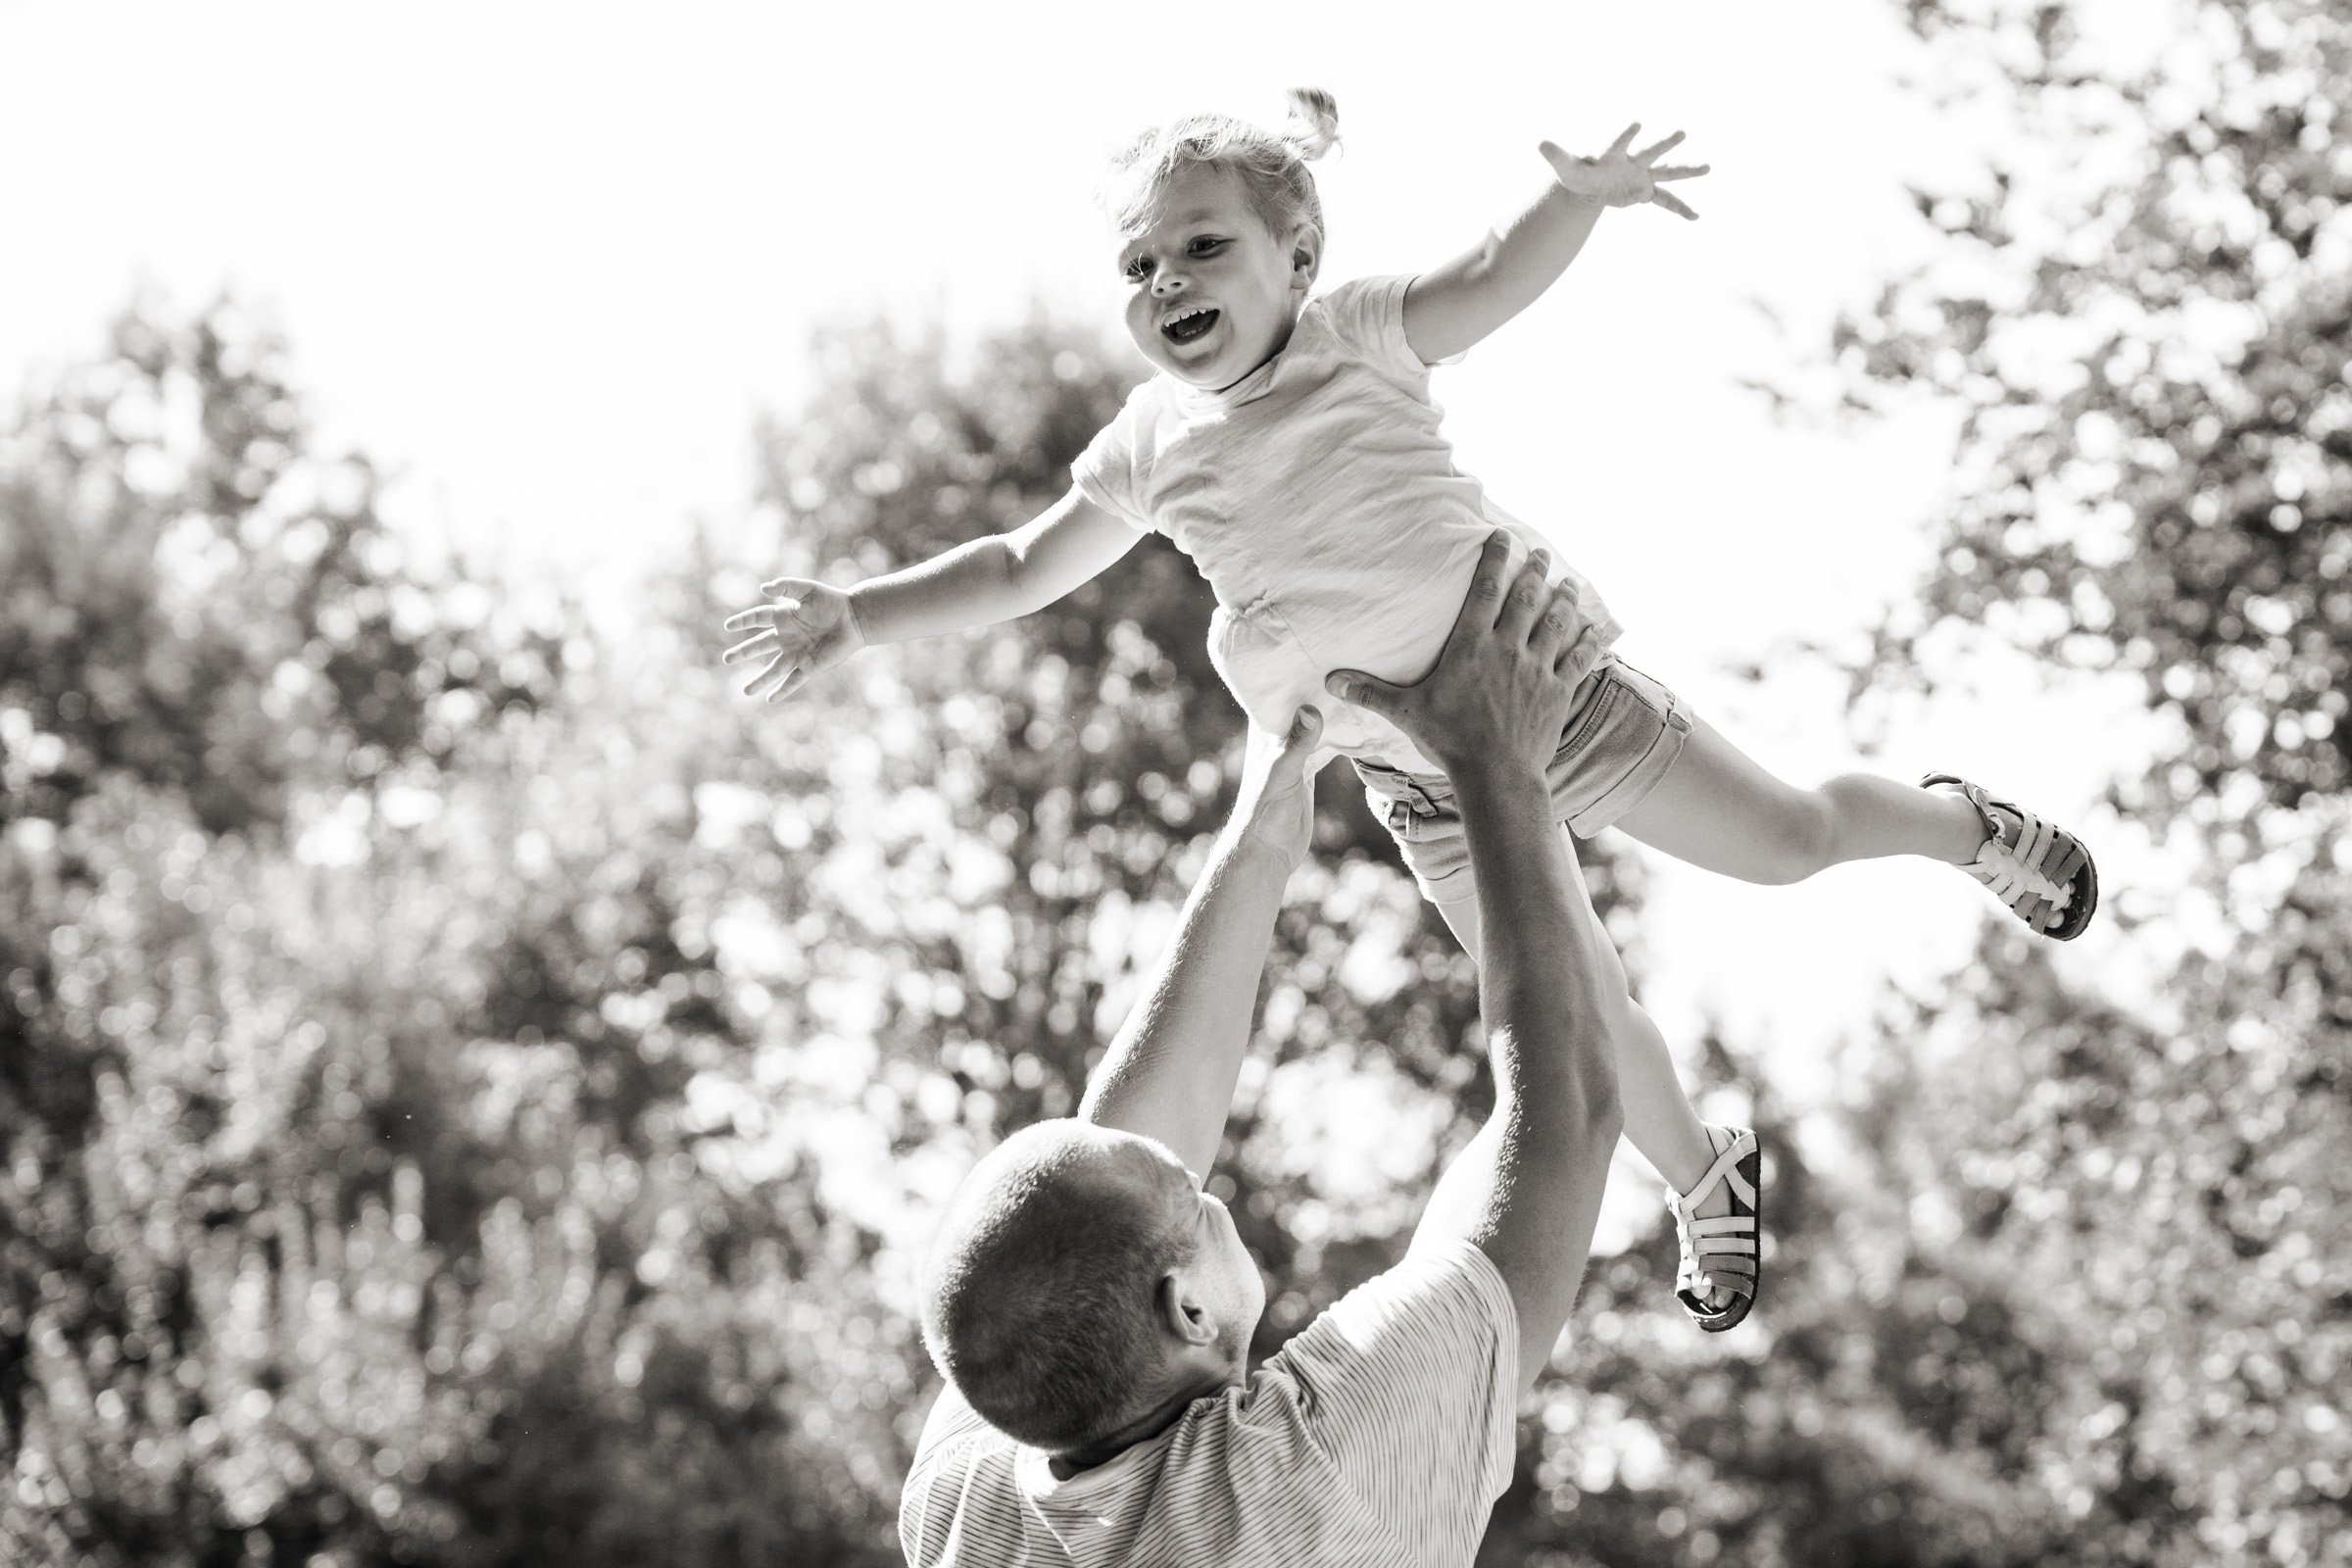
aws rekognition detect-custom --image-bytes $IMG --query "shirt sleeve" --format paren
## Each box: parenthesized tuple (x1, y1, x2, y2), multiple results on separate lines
(1310, 273, 1465, 378)
(897, 1380, 998, 1565)
(1254, 1241, 1520, 1559)
(1069, 393, 1156, 533)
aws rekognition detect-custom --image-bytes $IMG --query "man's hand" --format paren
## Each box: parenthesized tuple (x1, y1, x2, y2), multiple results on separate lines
(1224, 706, 1325, 870)
(1540, 124, 1708, 220)
(1326, 533, 1601, 780)
(721, 578, 868, 702)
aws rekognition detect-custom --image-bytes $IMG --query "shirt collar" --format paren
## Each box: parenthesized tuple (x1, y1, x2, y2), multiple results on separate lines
(1174, 356, 1275, 411)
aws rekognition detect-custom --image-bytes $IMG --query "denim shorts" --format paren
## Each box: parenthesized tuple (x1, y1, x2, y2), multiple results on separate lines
(1352, 657, 1690, 902)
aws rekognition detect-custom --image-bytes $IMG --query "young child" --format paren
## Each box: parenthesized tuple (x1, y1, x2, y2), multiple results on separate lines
(722, 90, 2097, 1333)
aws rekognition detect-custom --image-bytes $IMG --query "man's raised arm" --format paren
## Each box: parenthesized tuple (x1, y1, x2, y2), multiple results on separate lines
(1077, 706, 1323, 1179)
(1328, 533, 1624, 1393)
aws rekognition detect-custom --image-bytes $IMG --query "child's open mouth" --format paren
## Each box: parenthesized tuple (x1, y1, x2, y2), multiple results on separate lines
(1162, 307, 1219, 345)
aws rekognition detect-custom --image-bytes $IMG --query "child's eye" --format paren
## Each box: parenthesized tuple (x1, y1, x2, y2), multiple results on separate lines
(1123, 256, 1152, 281)
(1189, 237, 1225, 256)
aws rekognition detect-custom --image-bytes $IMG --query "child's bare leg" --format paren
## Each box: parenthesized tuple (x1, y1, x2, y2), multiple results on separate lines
(1612, 711, 1987, 883)
(1430, 849, 1740, 1310)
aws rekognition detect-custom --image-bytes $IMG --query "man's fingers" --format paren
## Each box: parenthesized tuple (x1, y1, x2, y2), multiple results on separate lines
(1529, 584, 1582, 665)
(1606, 122, 1640, 157)
(1555, 623, 1606, 685)
(1326, 668, 1402, 719)
(1653, 189, 1700, 220)
(1457, 529, 1517, 630)
(1281, 704, 1324, 756)
(1255, 706, 1325, 784)
(1492, 550, 1554, 645)
(1633, 129, 1685, 165)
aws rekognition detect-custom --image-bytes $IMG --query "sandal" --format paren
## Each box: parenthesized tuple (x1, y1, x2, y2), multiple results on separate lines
(1668, 1125, 1761, 1333)
(1922, 773, 2099, 941)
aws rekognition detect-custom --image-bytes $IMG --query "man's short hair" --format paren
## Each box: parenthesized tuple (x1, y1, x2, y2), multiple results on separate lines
(921, 1123, 1195, 1450)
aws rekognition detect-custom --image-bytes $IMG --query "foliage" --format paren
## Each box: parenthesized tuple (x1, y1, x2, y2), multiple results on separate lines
(1, 297, 1637, 1565)
(11, 5, 2349, 1544)
(1841, 0, 2349, 828)
(1780, 2, 2352, 1563)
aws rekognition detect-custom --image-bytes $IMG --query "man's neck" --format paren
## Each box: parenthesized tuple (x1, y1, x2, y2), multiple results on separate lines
(1047, 1365, 1234, 1480)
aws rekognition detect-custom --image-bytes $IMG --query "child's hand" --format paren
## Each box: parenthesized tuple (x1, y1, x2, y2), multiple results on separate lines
(721, 578, 867, 702)
(1540, 124, 1708, 220)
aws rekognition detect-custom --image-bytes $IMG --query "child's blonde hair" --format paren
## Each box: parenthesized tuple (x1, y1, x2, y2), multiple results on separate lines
(1099, 88, 1342, 250)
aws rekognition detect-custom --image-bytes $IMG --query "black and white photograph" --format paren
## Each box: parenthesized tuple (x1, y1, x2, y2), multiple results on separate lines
(3, 2, 2344, 1563)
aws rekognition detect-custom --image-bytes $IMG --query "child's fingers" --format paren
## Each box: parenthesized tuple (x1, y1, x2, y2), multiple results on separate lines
(1653, 189, 1700, 220)
(1537, 140, 1586, 184)
(723, 599, 803, 633)
(1605, 122, 1640, 157)
(766, 665, 814, 704)
(728, 630, 790, 665)
(1633, 129, 1684, 164)
(1652, 163, 1709, 182)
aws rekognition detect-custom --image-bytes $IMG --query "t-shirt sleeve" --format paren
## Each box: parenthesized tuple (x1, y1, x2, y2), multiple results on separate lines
(1311, 272, 1465, 378)
(897, 1380, 998, 1565)
(1069, 394, 1156, 533)
(1255, 1241, 1520, 1559)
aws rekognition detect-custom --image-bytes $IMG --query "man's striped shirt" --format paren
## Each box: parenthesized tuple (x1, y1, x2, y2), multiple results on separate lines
(897, 1241, 1519, 1568)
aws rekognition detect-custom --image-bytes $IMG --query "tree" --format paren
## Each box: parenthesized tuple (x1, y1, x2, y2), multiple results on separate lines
(1779, 3, 2352, 1562)
(0, 301, 910, 1567)
(2, 295, 1660, 1564)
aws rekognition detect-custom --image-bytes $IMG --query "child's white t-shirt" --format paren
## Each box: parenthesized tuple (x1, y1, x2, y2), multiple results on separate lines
(1072, 273, 1622, 774)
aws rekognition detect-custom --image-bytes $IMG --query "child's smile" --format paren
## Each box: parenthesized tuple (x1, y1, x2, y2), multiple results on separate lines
(1116, 164, 1315, 392)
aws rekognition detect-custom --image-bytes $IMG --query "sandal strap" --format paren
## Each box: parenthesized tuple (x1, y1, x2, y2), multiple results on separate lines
(1669, 1126, 1762, 1310)
(1920, 772, 2004, 842)
(1666, 1128, 1758, 1218)
(1969, 808, 2071, 907)
(1678, 1253, 1757, 1296)
(1924, 773, 2088, 928)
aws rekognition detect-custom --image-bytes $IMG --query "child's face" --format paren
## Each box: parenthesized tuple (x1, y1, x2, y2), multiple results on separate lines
(1115, 164, 1315, 392)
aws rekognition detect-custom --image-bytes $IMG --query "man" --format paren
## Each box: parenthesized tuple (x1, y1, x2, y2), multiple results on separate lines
(902, 534, 1625, 1567)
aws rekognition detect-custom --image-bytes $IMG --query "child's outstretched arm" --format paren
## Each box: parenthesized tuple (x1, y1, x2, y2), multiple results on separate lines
(722, 485, 1140, 702)
(1402, 123, 1708, 366)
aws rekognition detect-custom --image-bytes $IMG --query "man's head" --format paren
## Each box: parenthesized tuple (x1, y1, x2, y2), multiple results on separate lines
(919, 1121, 1265, 1453)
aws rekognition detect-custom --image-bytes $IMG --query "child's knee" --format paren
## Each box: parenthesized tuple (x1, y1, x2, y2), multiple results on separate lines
(1759, 791, 1838, 883)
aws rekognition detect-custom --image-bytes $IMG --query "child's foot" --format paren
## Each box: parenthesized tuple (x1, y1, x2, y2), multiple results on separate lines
(1922, 773, 2099, 941)
(1667, 1125, 1761, 1333)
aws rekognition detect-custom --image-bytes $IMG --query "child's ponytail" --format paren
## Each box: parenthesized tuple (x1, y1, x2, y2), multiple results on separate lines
(1282, 87, 1342, 164)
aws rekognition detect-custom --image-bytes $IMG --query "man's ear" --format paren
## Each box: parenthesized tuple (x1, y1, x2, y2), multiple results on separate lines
(1157, 1272, 1219, 1348)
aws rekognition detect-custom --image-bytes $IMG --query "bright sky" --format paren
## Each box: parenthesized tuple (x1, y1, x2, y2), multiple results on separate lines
(2, 3, 2169, 1206)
